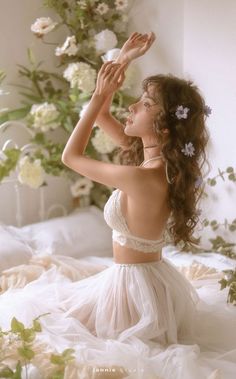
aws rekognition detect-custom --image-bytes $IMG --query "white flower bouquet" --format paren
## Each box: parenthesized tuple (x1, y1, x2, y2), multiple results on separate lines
(0, 0, 137, 209)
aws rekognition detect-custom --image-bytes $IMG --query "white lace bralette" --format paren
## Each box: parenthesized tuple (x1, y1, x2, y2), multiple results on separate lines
(103, 189, 173, 253)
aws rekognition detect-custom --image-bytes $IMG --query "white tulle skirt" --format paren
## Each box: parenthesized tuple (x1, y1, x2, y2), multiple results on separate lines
(0, 255, 236, 379)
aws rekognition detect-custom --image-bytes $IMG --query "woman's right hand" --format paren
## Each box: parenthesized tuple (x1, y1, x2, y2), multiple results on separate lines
(117, 32, 156, 64)
(94, 61, 127, 98)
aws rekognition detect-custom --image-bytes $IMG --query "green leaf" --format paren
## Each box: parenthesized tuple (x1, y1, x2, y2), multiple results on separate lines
(17, 346, 35, 360)
(33, 319, 42, 332)
(0, 69, 6, 84)
(0, 366, 14, 377)
(63, 116, 74, 133)
(27, 47, 36, 66)
(4, 106, 30, 121)
(18, 91, 42, 103)
(50, 354, 65, 365)
(228, 173, 236, 181)
(12, 362, 22, 379)
(62, 348, 75, 361)
(20, 328, 35, 343)
(219, 278, 227, 290)
(208, 178, 216, 186)
(50, 372, 64, 379)
(11, 317, 24, 333)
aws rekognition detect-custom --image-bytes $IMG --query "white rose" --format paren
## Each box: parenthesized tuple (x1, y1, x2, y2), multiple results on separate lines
(91, 128, 116, 154)
(31, 17, 58, 37)
(29, 102, 60, 132)
(63, 62, 96, 93)
(55, 35, 79, 57)
(70, 177, 94, 197)
(18, 156, 45, 189)
(94, 29, 118, 54)
(101, 48, 121, 62)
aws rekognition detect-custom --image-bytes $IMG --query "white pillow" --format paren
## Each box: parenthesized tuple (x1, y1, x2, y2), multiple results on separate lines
(0, 225, 33, 272)
(21, 206, 113, 258)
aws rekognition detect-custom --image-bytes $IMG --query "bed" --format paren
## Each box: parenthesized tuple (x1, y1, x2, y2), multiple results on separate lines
(0, 121, 236, 379)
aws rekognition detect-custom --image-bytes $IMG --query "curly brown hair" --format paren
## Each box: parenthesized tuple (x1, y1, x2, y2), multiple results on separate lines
(119, 74, 210, 246)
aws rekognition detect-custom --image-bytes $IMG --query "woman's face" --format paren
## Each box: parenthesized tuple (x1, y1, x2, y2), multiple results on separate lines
(124, 84, 161, 138)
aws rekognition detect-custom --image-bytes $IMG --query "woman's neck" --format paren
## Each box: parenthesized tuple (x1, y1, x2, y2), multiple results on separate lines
(143, 146, 162, 162)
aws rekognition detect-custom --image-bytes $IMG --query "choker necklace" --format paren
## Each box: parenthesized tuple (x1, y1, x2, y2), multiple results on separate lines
(140, 155, 163, 167)
(144, 144, 160, 149)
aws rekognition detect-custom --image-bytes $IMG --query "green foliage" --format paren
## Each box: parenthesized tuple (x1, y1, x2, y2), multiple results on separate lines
(0, 315, 75, 379)
(208, 236, 236, 259)
(0, 0, 133, 210)
(207, 167, 236, 185)
(219, 268, 236, 305)
(0, 149, 21, 182)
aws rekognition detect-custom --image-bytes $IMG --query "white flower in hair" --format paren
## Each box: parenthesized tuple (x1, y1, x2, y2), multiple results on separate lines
(204, 105, 212, 117)
(181, 142, 195, 157)
(175, 105, 190, 120)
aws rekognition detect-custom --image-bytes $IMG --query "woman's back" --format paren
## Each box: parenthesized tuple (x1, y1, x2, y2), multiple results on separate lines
(104, 160, 172, 263)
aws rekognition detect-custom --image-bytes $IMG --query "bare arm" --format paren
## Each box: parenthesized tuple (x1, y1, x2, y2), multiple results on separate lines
(95, 32, 156, 149)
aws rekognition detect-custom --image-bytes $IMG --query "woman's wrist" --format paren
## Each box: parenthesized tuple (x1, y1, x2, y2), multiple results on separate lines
(92, 91, 109, 102)
(115, 54, 130, 65)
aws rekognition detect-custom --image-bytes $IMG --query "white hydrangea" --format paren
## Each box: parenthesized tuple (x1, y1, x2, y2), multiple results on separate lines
(31, 17, 58, 37)
(18, 156, 45, 189)
(115, 0, 128, 11)
(29, 102, 60, 132)
(94, 29, 118, 54)
(91, 128, 116, 154)
(102, 48, 137, 91)
(70, 177, 94, 197)
(63, 62, 96, 93)
(55, 36, 79, 57)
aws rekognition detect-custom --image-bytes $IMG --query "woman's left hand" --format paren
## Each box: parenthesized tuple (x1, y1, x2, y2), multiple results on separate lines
(94, 61, 127, 97)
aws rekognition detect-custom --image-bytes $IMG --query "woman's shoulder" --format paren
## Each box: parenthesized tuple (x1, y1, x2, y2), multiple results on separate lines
(124, 164, 168, 202)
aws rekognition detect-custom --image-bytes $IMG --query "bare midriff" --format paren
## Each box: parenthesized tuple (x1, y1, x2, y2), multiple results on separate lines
(113, 241, 162, 264)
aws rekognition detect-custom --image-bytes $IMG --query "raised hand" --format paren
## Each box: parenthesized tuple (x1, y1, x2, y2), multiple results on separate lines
(94, 61, 127, 97)
(117, 32, 156, 64)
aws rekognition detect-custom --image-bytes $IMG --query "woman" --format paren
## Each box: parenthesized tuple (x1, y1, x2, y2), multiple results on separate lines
(0, 33, 236, 379)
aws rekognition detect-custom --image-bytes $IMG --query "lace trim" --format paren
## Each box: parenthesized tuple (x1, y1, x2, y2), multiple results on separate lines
(112, 230, 165, 253)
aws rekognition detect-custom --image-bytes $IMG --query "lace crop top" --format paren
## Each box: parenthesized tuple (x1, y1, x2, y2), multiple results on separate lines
(103, 188, 173, 253)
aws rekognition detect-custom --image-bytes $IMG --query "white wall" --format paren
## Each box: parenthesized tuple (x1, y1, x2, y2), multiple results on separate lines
(128, 0, 184, 91)
(0, 0, 73, 225)
(183, 0, 236, 224)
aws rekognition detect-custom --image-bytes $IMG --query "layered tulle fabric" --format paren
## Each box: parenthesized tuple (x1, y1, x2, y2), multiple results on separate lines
(0, 254, 236, 379)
